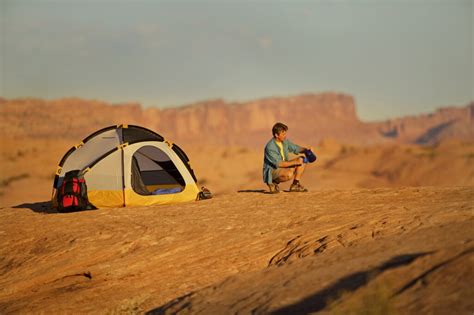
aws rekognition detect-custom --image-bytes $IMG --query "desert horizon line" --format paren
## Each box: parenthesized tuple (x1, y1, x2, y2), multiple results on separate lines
(1, 91, 472, 123)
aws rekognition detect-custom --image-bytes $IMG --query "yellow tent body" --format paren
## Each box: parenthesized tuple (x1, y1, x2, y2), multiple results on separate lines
(52, 125, 200, 208)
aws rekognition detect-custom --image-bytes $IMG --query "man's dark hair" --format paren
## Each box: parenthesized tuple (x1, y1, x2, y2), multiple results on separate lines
(272, 122, 288, 137)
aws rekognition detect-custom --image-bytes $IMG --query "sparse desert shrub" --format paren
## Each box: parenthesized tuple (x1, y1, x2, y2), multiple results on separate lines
(340, 145, 355, 155)
(238, 147, 249, 154)
(329, 282, 396, 315)
(0, 174, 30, 187)
(427, 149, 437, 160)
(464, 152, 474, 159)
(415, 148, 438, 160)
(221, 149, 230, 158)
(355, 284, 396, 315)
(107, 294, 149, 315)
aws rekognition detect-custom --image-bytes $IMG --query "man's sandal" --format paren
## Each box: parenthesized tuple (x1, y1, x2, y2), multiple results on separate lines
(289, 183, 308, 192)
(268, 183, 281, 194)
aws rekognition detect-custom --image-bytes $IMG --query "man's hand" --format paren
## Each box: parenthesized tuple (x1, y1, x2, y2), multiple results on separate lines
(292, 156, 304, 167)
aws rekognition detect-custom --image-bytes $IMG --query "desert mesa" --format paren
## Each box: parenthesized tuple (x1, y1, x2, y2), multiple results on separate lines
(1, 92, 473, 147)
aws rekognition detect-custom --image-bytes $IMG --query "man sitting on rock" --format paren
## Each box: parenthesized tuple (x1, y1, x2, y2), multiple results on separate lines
(263, 122, 312, 193)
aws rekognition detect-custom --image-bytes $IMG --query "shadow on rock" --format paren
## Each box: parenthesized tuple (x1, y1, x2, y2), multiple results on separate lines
(237, 189, 268, 194)
(146, 252, 434, 315)
(13, 201, 57, 214)
(146, 293, 193, 315)
(270, 252, 433, 315)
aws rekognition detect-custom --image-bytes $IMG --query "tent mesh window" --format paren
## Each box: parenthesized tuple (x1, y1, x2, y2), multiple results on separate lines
(131, 146, 185, 196)
(123, 127, 164, 143)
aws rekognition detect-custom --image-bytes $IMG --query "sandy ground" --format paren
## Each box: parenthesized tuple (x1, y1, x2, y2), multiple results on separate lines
(0, 138, 473, 314)
(0, 187, 472, 314)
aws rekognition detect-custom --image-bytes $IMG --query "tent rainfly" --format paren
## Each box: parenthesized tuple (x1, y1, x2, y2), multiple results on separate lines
(52, 125, 200, 208)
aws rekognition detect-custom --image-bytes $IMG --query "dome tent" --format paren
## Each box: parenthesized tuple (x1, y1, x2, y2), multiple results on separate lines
(52, 125, 200, 208)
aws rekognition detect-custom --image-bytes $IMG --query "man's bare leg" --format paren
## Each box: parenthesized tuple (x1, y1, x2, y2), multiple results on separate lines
(294, 162, 305, 181)
(290, 157, 308, 192)
(270, 157, 307, 193)
(268, 168, 294, 193)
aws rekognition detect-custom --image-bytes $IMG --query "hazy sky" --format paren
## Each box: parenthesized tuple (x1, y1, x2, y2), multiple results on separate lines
(1, 0, 472, 121)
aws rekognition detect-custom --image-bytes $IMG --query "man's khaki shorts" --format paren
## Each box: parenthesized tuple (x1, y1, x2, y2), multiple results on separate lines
(271, 167, 295, 183)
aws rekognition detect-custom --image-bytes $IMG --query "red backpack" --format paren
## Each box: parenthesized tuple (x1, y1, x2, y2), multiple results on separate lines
(57, 170, 91, 212)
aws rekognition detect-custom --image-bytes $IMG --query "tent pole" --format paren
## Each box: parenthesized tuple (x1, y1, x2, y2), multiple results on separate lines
(121, 147, 126, 207)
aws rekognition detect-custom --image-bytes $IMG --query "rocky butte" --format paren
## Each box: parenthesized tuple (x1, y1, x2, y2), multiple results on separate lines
(0, 93, 472, 147)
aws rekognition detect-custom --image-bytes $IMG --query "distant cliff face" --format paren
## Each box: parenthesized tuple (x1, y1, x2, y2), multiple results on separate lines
(1, 94, 472, 147)
(0, 98, 148, 140)
(152, 93, 368, 146)
(373, 102, 473, 145)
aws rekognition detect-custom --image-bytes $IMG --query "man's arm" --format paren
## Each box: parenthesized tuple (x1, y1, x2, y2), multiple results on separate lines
(265, 145, 302, 168)
(278, 159, 303, 168)
(287, 140, 313, 155)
